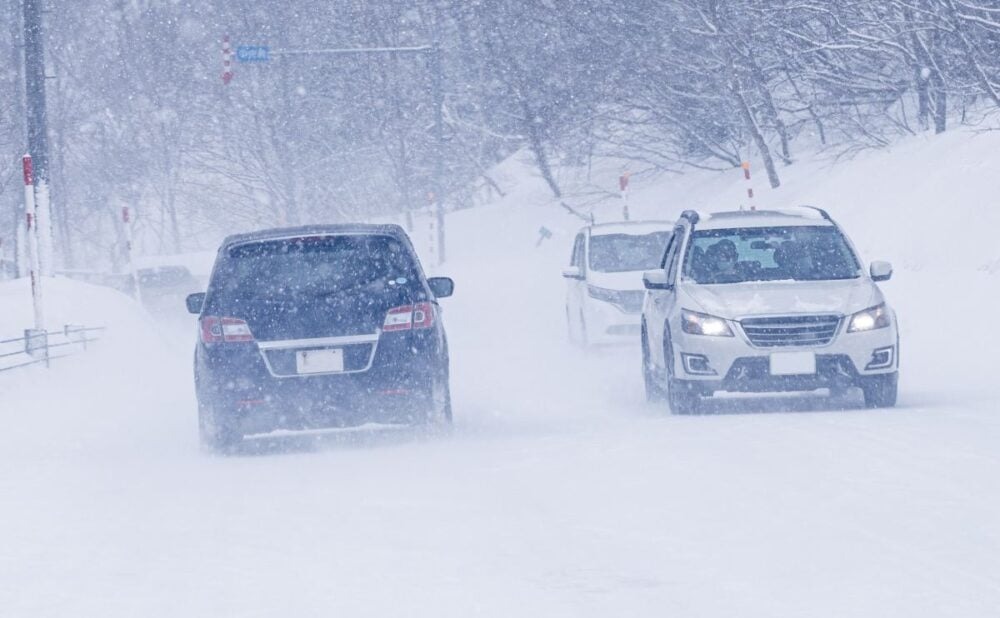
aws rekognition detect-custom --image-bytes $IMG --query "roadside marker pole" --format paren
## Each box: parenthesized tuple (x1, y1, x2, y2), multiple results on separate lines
(426, 193, 437, 265)
(122, 206, 142, 304)
(619, 172, 631, 221)
(23, 154, 44, 331)
(222, 35, 233, 85)
(741, 161, 756, 211)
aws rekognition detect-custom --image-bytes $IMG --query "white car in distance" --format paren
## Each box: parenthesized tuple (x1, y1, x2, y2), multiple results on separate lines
(563, 221, 674, 346)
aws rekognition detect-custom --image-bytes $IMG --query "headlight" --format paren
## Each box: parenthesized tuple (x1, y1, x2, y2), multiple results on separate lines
(848, 303, 891, 333)
(587, 285, 624, 305)
(681, 309, 734, 337)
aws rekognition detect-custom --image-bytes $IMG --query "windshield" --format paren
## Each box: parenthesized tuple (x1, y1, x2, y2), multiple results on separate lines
(682, 226, 861, 284)
(589, 231, 672, 273)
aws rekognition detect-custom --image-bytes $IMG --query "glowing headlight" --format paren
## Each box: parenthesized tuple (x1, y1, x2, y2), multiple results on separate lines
(681, 309, 734, 337)
(848, 303, 891, 333)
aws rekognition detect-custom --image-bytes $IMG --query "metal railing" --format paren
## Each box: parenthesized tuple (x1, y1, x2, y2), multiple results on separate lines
(0, 324, 105, 373)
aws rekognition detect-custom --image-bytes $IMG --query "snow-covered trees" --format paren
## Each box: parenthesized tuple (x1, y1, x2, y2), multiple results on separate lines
(0, 0, 998, 268)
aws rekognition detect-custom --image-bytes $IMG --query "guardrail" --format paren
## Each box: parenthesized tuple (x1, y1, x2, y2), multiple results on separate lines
(0, 325, 105, 373)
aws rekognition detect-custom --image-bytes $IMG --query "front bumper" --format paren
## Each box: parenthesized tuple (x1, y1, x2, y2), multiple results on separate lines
(670, 319, 898, 394)
(583, 297, 642, 342)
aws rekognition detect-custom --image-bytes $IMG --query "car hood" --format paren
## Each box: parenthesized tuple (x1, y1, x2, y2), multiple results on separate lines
(586, 269, 647, 292)
(679, 278, 880, 319)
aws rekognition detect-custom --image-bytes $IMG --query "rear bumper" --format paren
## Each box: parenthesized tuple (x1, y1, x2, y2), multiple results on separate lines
(195, 330, 443, 433)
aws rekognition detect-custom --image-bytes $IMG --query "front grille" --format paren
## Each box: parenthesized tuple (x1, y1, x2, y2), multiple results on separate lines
(616, 291, 646, 314)
(606, 324, 642, 336)
(739, 314, 841, 348)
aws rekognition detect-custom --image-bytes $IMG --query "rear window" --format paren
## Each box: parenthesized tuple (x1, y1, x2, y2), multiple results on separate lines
(207, 234, 421, 309)
(138, 266, 194, 287)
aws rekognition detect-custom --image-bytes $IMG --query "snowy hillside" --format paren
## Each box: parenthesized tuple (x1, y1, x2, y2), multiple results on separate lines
(2, 131, 1000, 617)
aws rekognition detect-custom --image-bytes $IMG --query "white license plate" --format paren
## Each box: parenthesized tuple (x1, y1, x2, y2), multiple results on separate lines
(769, 351, 816, 376)
(296, 348, 344, 374)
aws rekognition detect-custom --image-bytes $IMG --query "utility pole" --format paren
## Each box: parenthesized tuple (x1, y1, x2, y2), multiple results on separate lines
(23, 0, 55, 275)
(430, 41, 445, 265)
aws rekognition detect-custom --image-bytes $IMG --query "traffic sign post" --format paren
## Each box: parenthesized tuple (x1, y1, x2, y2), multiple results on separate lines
(221, 38, 447, 265)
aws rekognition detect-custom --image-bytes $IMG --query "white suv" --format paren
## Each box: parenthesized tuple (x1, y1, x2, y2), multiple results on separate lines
(641, 208, 898, 413)
(563, 221, 673, 345)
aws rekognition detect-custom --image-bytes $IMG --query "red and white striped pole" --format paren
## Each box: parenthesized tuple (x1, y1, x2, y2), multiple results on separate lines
(619, 171, 631, 221)
(122, 206, 142, 304)
(23, 154, 44, 331)
(741, 161, 756, 211)
(222, 35, 233, 85)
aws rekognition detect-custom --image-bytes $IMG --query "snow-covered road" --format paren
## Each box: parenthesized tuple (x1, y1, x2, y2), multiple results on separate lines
(5, 132, 1000, 616)
(3, 244, 999, 617)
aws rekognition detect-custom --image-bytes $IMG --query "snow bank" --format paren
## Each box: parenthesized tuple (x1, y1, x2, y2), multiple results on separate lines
(431, 129, 1000, 275)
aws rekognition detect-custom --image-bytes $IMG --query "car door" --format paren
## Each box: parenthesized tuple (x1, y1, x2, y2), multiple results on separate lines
(646, 225, 686, 368)
(566, 232, 587, 327)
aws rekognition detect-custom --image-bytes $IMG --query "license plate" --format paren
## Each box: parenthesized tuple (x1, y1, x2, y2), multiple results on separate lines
(769, 351, 816, 376)
(296, 348, 344, 374)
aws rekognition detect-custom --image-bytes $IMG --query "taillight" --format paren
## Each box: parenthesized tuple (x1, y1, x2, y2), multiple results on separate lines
(383, 302, 434, 332)
(200, 316, 255, 343)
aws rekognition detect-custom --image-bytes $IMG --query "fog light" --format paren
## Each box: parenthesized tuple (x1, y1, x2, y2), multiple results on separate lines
(865, 346, 895, 370)
(681, 353, 717, 376)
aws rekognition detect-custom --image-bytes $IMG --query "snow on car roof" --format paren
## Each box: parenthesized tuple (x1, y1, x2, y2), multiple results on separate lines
(587, 220, 674, 236)
(222, 223, 409, 248)
(695, 208, 834, 231)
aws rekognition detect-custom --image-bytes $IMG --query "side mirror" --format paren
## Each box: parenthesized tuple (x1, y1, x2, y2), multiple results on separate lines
(562, 266, 584, 280)
(870, 261, 893, 282)
(427, 277, 454, 299)
(643, 270, 672, 290)
(185, 292, 206, 314)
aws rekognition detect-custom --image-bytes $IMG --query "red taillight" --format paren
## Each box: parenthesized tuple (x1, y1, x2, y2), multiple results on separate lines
(383, 302, 434, 332)
(200, 316, 255, 343)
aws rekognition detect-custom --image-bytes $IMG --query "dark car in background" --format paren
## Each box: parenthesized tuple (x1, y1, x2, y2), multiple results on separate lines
(186, 224, 454, 451)
(138, 265, 200, 318)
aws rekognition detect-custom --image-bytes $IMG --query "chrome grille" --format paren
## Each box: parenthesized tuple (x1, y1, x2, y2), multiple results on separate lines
(617, 291, 646, 314)
(739, 314, 841, 348)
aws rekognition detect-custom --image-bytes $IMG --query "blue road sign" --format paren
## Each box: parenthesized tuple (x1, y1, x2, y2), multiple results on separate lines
(236, 45, 270, 63)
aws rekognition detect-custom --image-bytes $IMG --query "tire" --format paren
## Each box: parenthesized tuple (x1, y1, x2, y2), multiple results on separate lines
(418, 369, 453, 425)
(667, 380, 701, 415)
(664, 328, 700, 415)
(642, 325, 665, 403)
(861, 373, 898, 408)
(198, 401, 243, 453)
(576, 310, 589, 348)
(566, 306, 582, 346)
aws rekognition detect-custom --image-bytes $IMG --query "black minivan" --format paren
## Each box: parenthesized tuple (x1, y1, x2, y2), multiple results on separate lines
(186, 224, 454, 451)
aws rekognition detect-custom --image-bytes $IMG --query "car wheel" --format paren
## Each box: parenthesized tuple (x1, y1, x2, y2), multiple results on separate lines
(578, 310, 590, 347)
(418, 369, 453, 425)
(861, 373, 898, 408)
(198, 401, 243, 453)
(565, 306, 578, 345)
(642, 325, 665, 403)
(664, 329, 700, 415)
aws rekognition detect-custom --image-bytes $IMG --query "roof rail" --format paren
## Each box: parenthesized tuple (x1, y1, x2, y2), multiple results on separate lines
(798, 205, 833, 222)
(680, 210, 700, 225)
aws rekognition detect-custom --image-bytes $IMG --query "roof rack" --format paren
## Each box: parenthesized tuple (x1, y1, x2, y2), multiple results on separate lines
(797, 205, 833, 222)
